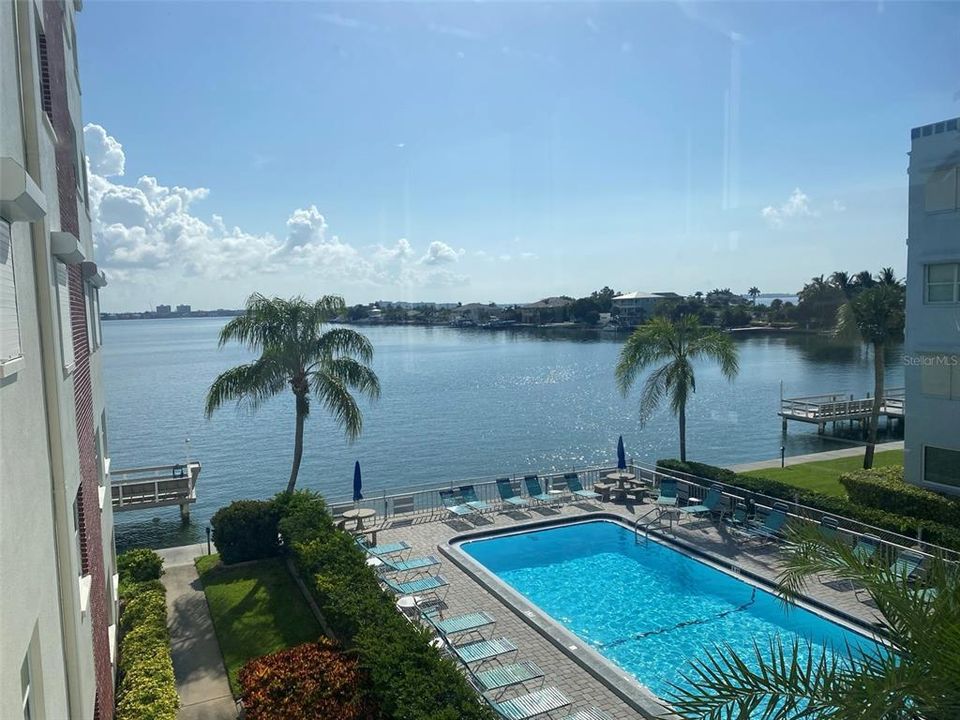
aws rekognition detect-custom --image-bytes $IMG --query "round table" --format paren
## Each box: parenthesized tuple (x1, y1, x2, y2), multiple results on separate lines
(343, 507, 376, 530)
(605, 471, 637, 488)
(548, 489, 566, 505)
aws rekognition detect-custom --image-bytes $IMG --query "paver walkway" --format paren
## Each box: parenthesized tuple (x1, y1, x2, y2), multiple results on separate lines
(729, 440, 903, 473)
(158, 545, 237, 720)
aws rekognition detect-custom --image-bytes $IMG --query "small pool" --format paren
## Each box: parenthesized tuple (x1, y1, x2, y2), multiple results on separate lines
(460, 519, 879, 702)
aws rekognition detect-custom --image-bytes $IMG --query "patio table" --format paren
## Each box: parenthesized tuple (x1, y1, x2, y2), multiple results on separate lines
(343, 507, 376, 530)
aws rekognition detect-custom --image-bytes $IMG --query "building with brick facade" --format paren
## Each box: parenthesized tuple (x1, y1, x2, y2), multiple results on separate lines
(1, 1, 118, 718)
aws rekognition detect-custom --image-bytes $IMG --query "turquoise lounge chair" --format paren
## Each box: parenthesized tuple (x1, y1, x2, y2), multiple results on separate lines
(382, 574, 448, 598)
(424, 610, 495, 638)
(523, 475, 554, 505)
(737, 502, 789, 544)
(356, 538, 410, 558)
(679, 484, 725, 522)
(852, 533, 881, 561)
(819, 515, 840, 541)
(378, 554, 441, 574)
(496, 478, 529, 509)
(724, 502, 750, 530)
(451, 636, 517, 665)
(460, 485, 494, 513)
(473, 660, 544, 693)
(562, 710, 614, 720)
(487, 687, 571, 720)
(655, 478, 678, 507)
(856, 549, 926, 601)
(564, 473, 601, 502)
(439, 489, 475, 518)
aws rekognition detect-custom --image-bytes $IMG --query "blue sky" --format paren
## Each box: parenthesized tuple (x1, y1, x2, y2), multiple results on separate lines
(77, 1, 960, 311)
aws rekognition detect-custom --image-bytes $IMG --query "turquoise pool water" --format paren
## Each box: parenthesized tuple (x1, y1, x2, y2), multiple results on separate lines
(461, 520, 877, 701)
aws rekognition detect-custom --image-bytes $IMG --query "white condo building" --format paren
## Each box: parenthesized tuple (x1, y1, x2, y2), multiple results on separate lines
(1, 1, 118, 718)
(903, 117, 960, 495)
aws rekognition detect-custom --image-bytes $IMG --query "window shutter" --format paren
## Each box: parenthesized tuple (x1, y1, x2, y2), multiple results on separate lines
(37, 30, 53, 121)
(56, 261, 75, 370)
(0, 221, 22, 362)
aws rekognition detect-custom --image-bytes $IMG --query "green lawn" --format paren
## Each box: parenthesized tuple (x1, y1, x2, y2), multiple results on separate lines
(742, 449, 904, 497)
(195, 555, 322, 695)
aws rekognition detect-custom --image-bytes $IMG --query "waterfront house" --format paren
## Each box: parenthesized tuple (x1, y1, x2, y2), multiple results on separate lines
(452, 302, 505, 325)
(904, 117, 960, 495)
(519, 297, 574, 325)
(612, 291, 678, 328)
(1, 2, 119, 717)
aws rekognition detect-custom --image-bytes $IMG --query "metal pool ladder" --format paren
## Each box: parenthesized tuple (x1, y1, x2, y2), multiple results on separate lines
(634, 507, 659, 545)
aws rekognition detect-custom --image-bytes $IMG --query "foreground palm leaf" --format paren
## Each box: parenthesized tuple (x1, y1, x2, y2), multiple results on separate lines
(668, 524, 960, 719)
(205, 293, 380, 493)
(615, 315, 739, 461)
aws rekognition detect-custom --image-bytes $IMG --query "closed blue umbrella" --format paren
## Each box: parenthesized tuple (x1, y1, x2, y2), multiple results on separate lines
(617, 436, 627, 470)
(353, 461, 363, 502)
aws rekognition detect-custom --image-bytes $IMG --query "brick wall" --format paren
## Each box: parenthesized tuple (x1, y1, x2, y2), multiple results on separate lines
(43, 2, 115, 717)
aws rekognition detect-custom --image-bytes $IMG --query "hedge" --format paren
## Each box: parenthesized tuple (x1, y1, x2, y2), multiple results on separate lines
(118, 548, 164, 583)
(211, 499, 281, 564)
(839, 466, 960, 530)
(656, 458, 960, 551)
(115, 555, 179, 720)
(239, 638, 375, 720)
(271, 491, 495, 720)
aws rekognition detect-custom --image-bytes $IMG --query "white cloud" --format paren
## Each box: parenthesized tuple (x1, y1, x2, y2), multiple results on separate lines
(832, 199, 847, 213)
(761, 187, 819, 227)
(83, 124, 470, 293)
(83, 124, 125, 176)
(420, 240, 462, 265)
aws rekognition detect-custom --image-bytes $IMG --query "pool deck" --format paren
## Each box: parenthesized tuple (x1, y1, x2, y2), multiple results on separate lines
(375, 498, 883, 719)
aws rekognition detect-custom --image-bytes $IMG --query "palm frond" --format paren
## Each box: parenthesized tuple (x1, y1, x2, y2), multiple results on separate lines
(637, 363, 671, 426)
(204, 354, 287, 417)
(308, 327, 375, 366)
(614, 318, 677, 394)
(689, 329, 740, 380)
(311, 369, 365, 440)
(324, 357, 381, 401)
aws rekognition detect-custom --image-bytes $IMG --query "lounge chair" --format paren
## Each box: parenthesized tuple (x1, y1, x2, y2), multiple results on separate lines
(523, 475, 554, 505)
(496, 478, 529, 509)
(561, 709, 614, 720)
(439, 489, 475, 518)
(819, 515, 840, 541)
(855, 548, 926, 601)
(678, 484, 725, 523)
(487, 687, 571, 720)
(473, 660, 544, 693)
(451, 636, 518, 665)
(736, 502, 790, 544)
(460, 485, 494, 513)
(564, 472, 601, 502)
(382, 574, 449, 600)
(654, 478, 678, 508)
(378, 554, 441, 575)
(724, 502, 750, 530)
(356, 538, 410, 558)
(424, 610, 496, 638)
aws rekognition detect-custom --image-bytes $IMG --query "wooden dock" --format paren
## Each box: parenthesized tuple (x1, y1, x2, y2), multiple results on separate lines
(779, 388, 904, 434)
(111, 461, 201, 520)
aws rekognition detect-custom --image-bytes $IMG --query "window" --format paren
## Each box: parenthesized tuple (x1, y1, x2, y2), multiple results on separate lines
(36, 29, 52, 122)
(55, 262, 75, 371)
(924, 446, 960, 488)
(919, 354, 960, 399)
(925, 263, 960, 304)
(924, 166, 958, 212)
(1, 221, 23, 365)
(85, 283, 98, 352)
(21, 654, 33, 720)
(73, 489, 88, 575)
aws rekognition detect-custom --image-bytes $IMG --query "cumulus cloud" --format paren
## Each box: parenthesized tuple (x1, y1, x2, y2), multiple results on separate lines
(761, 187, 818, 227)
(83, 124, 469, 291)
(419, 240, 462, 265)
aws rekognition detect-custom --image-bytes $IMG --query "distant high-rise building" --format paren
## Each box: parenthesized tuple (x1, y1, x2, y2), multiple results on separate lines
(176, 304, 191, 314)
(904, 117, 960, 495)
(1, 2, 117, 718)
(156, 304, 172, 315)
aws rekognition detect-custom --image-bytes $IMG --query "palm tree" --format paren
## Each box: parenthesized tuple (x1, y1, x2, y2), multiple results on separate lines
(748, 286, 761, 304)
(878, 266, 899, 286)
(853, 269, 876, 291)
(205, 294, 381, 493)
(615, 315, 739, 462)
(669, 524, 960, 719)
(836, 283, 905, 469)
(830, 270, 854, 298)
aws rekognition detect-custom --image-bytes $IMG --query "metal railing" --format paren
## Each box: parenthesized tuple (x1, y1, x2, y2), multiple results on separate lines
(111, 462, 200, 511)
(780, 388, 905, 420)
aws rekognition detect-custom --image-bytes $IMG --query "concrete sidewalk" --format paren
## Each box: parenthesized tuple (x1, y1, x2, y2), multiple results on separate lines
(729, 440, 904, 473)
(158, 546, 237, 720)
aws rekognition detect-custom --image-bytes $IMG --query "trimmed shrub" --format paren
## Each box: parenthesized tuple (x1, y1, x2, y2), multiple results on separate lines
(211, 499, 281, 564)
(657, 458, 960, 551)
(118, 548, 164, 583)
(116, 580, 178, 720)
(840, 466, 960, 530)
(239, 638, 376, 720)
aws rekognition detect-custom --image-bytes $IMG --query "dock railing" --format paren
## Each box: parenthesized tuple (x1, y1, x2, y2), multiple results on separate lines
(111, 462, 201, 518)
(780, 387, 905, 421)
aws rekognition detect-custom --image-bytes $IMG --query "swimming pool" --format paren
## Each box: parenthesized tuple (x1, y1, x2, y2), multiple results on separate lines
(460, 519, 878, 703)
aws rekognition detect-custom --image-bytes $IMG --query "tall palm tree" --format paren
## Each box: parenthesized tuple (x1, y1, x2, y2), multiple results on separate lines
(830, 270, 854, 298)
(748, 286, 761, 304)
(878, 266, 899, 286)
(670, 524, 960, 719)
(853, 269, 876, 291)
(836, 283, 905, 469)
(205, 293, 381, 493)
(615, 315, 739, 462)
